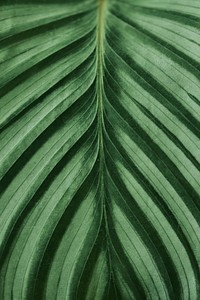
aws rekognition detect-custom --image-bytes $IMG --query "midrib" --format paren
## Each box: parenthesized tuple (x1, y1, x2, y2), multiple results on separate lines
(96, 0, 107, 187)
(96, 0, 112, 252)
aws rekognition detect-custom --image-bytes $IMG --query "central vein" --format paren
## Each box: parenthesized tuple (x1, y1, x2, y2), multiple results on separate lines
(96, 0, 107, 178)
(96, 0, 113, 275)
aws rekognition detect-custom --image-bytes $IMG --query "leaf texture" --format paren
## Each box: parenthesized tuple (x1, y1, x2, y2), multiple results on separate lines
(0, 0, 200, 299)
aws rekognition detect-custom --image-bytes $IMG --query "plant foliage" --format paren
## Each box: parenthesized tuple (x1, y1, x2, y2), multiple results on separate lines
(0, 0, 200, 299)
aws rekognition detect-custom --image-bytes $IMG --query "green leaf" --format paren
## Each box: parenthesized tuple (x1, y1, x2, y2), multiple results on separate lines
(0, 0, 200, 299)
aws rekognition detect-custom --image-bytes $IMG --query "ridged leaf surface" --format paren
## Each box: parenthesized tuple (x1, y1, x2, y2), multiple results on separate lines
(0, 0, 200, 299)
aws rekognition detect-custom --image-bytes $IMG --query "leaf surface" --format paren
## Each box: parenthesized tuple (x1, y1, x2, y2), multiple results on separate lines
(0, 0, 200, 299)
